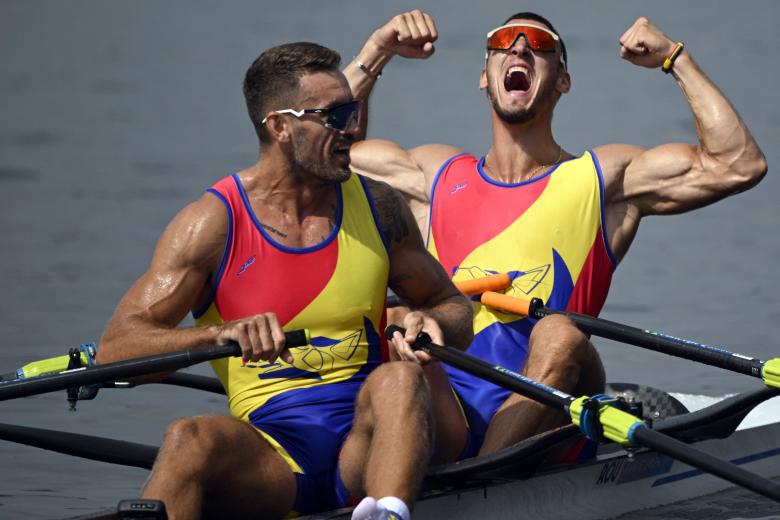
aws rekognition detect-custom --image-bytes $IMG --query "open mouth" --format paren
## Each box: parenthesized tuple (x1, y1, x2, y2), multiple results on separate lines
(331, 144, 351, 162)
(504, 67, 531, 93)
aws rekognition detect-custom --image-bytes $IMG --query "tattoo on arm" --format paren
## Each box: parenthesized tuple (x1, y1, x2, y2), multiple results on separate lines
(367, 179, 411, 245)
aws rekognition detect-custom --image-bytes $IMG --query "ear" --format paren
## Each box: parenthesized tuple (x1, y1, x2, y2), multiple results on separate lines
(265, 113, 292, 143)
(479, 67, 488, 90)
(556, 68, 571, 94)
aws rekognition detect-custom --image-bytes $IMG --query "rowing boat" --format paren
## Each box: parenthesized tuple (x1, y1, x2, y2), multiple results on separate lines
(297, 385, 780, 519)
(4, 379, 776, 519)
(2, 308, 780, 519)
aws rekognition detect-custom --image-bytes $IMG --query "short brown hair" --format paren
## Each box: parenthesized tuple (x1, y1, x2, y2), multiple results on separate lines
(243, 42, 341, 143)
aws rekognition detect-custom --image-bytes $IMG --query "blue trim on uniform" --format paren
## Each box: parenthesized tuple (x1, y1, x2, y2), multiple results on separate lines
(357, 174, 389, 253)
(476, 155, 562, 187)
(192, 188, 234, 319)
(426, 152, 469, 248)
(232, 173, 343, 254)
(589, 149, 618, 268)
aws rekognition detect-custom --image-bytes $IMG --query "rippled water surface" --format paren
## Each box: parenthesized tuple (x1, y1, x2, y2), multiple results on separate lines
(1, 1, 779, 517)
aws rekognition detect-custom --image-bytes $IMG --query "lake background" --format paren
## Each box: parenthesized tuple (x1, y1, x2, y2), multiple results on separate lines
(1, 1, 779, 517)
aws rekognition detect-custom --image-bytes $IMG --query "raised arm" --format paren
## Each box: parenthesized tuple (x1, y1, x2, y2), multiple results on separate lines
(343, 10, 437, 141)
(343, 11, 462, 236)
(597, 17, 767, 261)
(364, 177, 473, 360)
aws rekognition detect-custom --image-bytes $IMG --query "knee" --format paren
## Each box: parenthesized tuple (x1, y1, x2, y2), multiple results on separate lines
(364, 362, 430, 411)
(529, 314, 590, 361)
(160, 416, 223, 466)
(370, 361, 427, 394)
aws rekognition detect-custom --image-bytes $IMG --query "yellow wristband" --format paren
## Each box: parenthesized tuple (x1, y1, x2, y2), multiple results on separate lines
(662, 42, 685, 74)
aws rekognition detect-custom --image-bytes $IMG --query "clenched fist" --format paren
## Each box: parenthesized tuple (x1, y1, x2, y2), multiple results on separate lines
(619, 17, 678, 69)
(370, 10, 438, 60)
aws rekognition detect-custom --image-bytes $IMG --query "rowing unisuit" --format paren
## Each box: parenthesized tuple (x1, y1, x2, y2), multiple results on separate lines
(194, 172, 389, 514)
(427, 150, 616, 454)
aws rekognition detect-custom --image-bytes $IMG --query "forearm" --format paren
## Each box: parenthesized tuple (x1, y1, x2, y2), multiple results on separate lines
(344, 38, 394, 141)
(418, 293, 474, 350)
(672, 51, 766, 175)
(96, 314, 220, 365)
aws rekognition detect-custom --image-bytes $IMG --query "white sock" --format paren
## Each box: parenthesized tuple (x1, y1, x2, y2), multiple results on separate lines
(377, 496, 410, 520)
(351, 497, 378, 520)
(351, 496, 411, 520)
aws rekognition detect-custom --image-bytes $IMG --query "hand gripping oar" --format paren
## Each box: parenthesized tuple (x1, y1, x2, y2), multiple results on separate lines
(0, 329, 310, 402)
(480, 291, 780, 390)
(385, 325, 780, 502)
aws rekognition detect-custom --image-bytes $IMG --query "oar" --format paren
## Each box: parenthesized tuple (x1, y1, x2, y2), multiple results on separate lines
(0, 329, 310, 402)
(2, 354, 226, 396)
(480, 291, 780, 390)
(0, 422, 158, 469)
(3, 384, 777, 473)
(385, 325, 780, 502)
(387, 273, 512, 308)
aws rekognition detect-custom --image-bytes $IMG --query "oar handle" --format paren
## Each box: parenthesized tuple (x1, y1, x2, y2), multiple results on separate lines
(386, 274, 512, 309)
(480, 291, 533, 316)
(454, 274, 512, 296)
(0, 329, 310, 402)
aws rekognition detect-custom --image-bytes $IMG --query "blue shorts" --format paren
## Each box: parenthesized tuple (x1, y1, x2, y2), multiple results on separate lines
(248, 380, 364, 515)
(445, 319, 534, 458)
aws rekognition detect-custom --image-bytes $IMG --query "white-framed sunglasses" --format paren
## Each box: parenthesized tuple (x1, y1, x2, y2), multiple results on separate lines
(261, 100, 361, 131)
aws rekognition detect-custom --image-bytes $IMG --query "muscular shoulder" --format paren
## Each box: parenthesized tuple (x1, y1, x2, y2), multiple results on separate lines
(351, 140, 462, 200)
(362, 176, 419, 248)
(152, 191, 230, 274)
(592, 144, 645, 201)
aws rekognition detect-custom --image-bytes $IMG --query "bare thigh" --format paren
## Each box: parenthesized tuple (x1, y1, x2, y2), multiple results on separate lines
(146, 414, 296, 519)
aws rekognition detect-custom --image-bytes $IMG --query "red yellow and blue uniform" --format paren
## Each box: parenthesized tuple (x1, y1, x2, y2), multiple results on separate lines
(193, 173, 389, 515)
(427, 151, 616, 456)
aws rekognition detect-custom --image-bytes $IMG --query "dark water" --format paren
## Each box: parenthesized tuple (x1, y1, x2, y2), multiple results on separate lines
(1, 1, 779, 517)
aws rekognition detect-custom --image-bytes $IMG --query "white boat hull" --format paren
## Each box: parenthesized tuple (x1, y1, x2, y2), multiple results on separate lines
(413, 422, 780, 519)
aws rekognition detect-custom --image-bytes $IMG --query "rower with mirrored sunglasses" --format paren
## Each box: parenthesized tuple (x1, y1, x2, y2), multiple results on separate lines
(261, 99, 362, 132)
(96, 33, 473, 520)
(346, 11, 767, 461)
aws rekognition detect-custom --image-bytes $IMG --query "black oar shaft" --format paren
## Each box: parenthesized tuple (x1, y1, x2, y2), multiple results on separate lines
(0, 422, 157, 469)
(385, 325, 780, 503)
(633, 426, 780, 502)
(0, 329, 309, 402)
(385, 325, 570, 410)
(530, 300, 763, 378)
(0, 344, 238, 401)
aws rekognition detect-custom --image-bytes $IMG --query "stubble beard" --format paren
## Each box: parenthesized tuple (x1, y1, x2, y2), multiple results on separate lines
(487, 72, 557, 126)
(291, 133, 351, 184)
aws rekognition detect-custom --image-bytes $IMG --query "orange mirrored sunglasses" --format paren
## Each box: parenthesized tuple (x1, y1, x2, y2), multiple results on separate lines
(486, 23, 559, 52)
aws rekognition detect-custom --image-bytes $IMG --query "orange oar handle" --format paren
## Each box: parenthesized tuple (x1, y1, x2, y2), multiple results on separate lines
(454, 273, 512, 296)
(480, 291, 532, 317)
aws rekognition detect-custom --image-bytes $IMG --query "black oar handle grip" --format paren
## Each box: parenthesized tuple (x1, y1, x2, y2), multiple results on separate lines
(226, 328, 310, 356)
(383, 325, 432, 349)
(284, 329, 311, 348)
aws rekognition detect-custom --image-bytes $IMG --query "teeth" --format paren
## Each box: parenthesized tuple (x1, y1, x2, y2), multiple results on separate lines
(506, 66, 529, 78)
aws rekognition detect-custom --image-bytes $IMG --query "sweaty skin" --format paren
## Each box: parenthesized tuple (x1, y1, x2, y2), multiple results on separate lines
(98, 35, 472, 518)
(345, 14, 767, 455)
